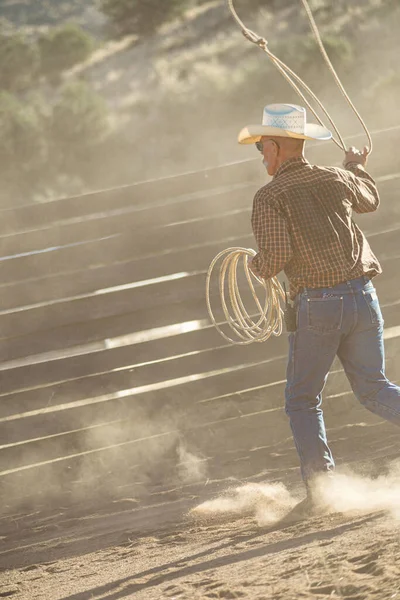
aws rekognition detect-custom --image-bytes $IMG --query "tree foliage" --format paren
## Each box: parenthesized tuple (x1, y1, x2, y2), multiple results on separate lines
(0, 27, 39, 92)
(38, 23, 94, 81)
(280, 33, 354, 84)
(0, 92, 48, 199)
(0, 82, 110, 203)
(51, 81, 109, 174)
(99, 0, 190, 37)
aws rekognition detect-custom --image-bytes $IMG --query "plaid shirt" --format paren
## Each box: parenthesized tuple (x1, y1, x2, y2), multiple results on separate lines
(250, 157, 382, 299)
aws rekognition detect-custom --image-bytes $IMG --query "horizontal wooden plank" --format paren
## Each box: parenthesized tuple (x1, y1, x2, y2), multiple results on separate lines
(0, 236, 250, 311)
(0, 337, 288, 419)
(1, 295, 399, 418)
(0, 361, 395, 475)
(0, 298, 206, 362)
(0, 272, 214, 339)
(0, 280, 398, 398)
(0, 231, 397, 342)
(0, 332, 398, 466)
(0, 255, 397, 364)
(0, 209, 254, 285)
(0, 174, 396, 295)
(0, 209, 397, 315)
(0, 357, 395, 472)
(0, 356, 288, 443)
(0, 163, 397, 287)
(0, 183, 256, 260)
(0, 418, 397, 514)
(0, 382, 364, 471)
(0, 323, 229, 394)
(0, 123, 397, 237)
(0, 163, 397, 261)
(1, 417, 397, 519)
(0, 159, 263, 236)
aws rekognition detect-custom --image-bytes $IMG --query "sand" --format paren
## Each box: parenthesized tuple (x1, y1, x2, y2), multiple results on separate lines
(1, 463, 400, 600)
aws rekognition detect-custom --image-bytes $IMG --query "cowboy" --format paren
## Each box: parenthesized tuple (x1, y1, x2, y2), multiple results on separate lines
(238, 103, 400, 515)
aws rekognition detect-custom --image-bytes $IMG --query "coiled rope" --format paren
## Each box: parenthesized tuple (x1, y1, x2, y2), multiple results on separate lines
(206, 247, 285, 344)
(206, 0, 372, 344)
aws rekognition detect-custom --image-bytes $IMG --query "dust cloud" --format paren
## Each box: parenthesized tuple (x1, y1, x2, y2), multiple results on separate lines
(314, 461, 400, 519)
(190, 481, 296, 525)
(74, 419, 208, 500)
(1, 405, 210, 513)
(177, 441, 208, 484)
(190, 461, 400, 525)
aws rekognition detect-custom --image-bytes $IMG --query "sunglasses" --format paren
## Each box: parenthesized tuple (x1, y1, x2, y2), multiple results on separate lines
(255, 139, 280, 153)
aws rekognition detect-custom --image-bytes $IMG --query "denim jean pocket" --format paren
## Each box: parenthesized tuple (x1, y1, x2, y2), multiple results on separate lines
(306, 296, 343, 332)
(362, 289, 383, 325)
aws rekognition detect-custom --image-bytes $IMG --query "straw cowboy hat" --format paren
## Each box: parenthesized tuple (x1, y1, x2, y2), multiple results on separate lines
(238, 103, 332, 144)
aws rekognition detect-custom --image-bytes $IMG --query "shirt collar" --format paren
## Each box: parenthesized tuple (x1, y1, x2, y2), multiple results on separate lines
(273, 156, 309, 180)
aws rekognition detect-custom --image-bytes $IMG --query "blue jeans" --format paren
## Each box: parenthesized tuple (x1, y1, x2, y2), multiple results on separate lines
(285, 276, 400, 484)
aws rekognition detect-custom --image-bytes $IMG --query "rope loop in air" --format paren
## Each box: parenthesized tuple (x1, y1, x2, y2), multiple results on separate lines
(206, 247, 285, 345)
(227, 0, 372, 154)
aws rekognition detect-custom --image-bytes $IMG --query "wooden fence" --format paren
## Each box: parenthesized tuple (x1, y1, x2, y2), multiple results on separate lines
(1, 128, 399, 512)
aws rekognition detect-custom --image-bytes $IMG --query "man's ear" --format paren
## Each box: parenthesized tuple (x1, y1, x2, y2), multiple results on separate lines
(271, 140, 280, 155)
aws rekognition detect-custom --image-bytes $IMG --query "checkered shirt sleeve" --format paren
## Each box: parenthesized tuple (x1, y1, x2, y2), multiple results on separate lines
(250, 189, 293, 280)
(345, 164, 380, 213)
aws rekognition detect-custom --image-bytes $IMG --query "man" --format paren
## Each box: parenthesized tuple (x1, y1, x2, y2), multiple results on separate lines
(238, 103, 400, 512)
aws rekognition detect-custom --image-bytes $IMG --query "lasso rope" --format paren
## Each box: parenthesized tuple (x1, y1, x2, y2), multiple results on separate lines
(227, 0, 373, 153)
(207, 0, 372, 344)
(206, 248, 285, 344)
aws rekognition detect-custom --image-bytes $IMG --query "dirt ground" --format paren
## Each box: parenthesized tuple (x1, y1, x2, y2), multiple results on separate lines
(1, 445, 400, 600)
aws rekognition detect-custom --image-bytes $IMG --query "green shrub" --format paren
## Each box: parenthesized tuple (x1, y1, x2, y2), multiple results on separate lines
(312, 35, 353, 70)
(277, 33, 354, 88)
(0, 82, 110, 203)
(100, 0, 190, 37)
(0, 92, 48, 200)
(0, 28, 39, 92)
(39, 23, 94, 81)
(51, 81, 109, 174)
